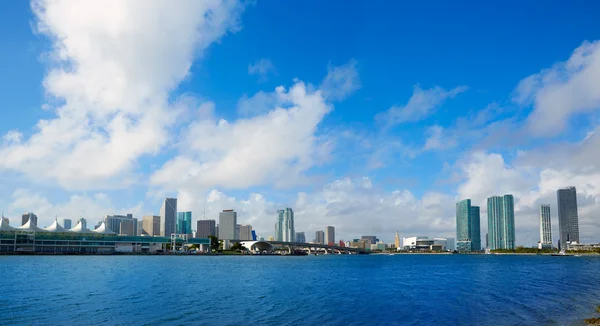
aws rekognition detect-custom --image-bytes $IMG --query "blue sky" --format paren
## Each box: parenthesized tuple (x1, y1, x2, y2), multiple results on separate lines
(1, 0, 600, 245)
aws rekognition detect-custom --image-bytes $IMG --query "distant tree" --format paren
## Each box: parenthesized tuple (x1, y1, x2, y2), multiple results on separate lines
(208, 236, 220, 251)
(230, 242, 247, 252)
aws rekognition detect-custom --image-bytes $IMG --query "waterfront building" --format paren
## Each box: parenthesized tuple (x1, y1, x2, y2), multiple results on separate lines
(176, 211, 192, 235)
(361, 236, 378, 245)
(395, 231, 400, 249)
(219, 210, 237, 249)
(104, 214, 137, 236)
(325, 226, 335, 246)
(142, 215, 160, 236)
(275, 208, 295, 242)
(295, 232, 306, 243)
(456, 199, 481, 251)
(539, 204, 553, 249)
(557, 187, 580, 249)
(315, 230, 325, 244)
(239, 225, 253, 241)
(62, 219, 72, 230)
(403, 236, 454, 251)
(487, 194, 516, 250)
(160, 198, 177, 237)
(197, 219, 216, 238)
(21, 212, 38, 226)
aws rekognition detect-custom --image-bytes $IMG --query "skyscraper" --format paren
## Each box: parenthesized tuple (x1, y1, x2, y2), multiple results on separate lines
(315, 230, 325, 244)
(219, 209, 237, 243)
(395, 231, 400, 249)
(239, 225, 253, 240)
(361, 236, 378, 245)
(325, 226, 335, 245)
(62, 219, 72, 230)
(557, 187, 580, 249)
(275, 208, 295, 242)
(21, 212, 38, 226)
(197, 219, 216, 238)
(487, 194, 516, 250)
(104, 214, 137, 236)
(160, 198, 177, 237)
(539, 204, 552, 249)
(79, 218, 87, 229)
(295, 232, 306, 243)
(142, 215, 160, 236)
(455, 199, 481, 251)
(177, 211, 192, 235)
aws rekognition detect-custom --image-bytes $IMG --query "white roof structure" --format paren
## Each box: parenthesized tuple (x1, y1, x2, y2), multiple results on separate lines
(0, 218, 14, 231)
(69, 220, 93, 233)
(44, 219, 68, 232)
(93, 221, 116, 235)
(16, 219, 47, 232)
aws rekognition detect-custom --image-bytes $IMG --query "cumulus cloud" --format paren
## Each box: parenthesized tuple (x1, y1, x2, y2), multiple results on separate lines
(319, 59, 361, 101)
(422, 125, 456, 152)
(514, 40, 600, 136)
(151, 80, 332, 191)
(376, 85, 467, 126)
(0, 0, 245, 190)
(248, 58, 277, 81)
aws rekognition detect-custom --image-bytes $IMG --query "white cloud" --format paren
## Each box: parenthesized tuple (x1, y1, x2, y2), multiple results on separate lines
(151, 80, 332, 191)
(376, 85, 467, 125)
(248, 58, 276, 81)
(0, 0, 245, 190)
(514, 40, 600, 136)
(319, 59, 361, 101)
(375, 85, 468, 125)
(422, 125, 456, 152)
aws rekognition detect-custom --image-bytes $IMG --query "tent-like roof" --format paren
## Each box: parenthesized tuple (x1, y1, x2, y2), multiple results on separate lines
(44, 219, 68, 232)
(0, 218, 14, 231)
(92, 221, 116, 235)
(16, 219, 47, 232)
(69, 220, 93, 233)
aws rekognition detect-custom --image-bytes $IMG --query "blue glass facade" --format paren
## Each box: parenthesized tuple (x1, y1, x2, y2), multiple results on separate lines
(456, 199, 481, 251)
(487, 195, 515, 250)
(177, 211, 192, 235)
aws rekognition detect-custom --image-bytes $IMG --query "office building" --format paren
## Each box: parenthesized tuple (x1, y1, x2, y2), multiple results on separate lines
(315, 230, 325, 244)
(236, 224, 241, 240)
(239, 225, 253, 241)
(361, 236, 378, 245)
(21, 212, 38, 226)
(275, 208, 295, 242)
(456, 199, 481, 252)
(539, 204, 553, 249)
(197, 219, 216, 238)
(62, 219, 72, 230)
(487, 194, 516, 250)
(142, 215, 161, 236)
(557, 187, 580, 249)
(219, 210, 237, 249)
(104, 214, 137, 236)
(395, 231, 400, 249)
(160, 198, 177, 237)
(325, 226, 335, 245)
(295, 232, 306, 243)
(176, 211, 192, 235)
(79, 218, 87, 229)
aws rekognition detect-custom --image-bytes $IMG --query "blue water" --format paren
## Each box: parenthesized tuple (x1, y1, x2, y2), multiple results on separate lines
(1, 255, 600, 325)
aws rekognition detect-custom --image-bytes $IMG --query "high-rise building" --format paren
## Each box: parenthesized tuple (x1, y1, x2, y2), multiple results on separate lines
(236, 224, 241, 240)
(197, 219, 216, 238)
(62, 219, 72, 230)
(315, 230, 325, 244)
(295, 232, 306, 243)
(275, 208, 295, 242)
(160, 198, 177, 237)
(21, 212, 38, 226)
(79, 218, 87, 229)
(104, 214, 137, 236)
(395, 231, 400, 249)
(219, 209, 237, 241)
(176, 211, 192, 235)
(361, 236, 378, 245)
(239, 225, 253, 240)
(455, 199, 481, 251)
(325, 226, 335, 245)
(142, 215, 161, 236)
(539, 204, 552, 249)
(487, 194, 516, 250)
(557, 187, 580, 249)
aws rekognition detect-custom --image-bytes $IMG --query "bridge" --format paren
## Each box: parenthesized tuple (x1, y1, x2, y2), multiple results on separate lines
(237, 240, 369, 254)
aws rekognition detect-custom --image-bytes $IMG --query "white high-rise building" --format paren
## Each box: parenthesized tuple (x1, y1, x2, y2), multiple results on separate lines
(219, 210, 237, 249)
(160, 198, 177, 237)
(539, 204, 553, 249)
(275, 208, 295, 242)
(325, 226, 335, 245)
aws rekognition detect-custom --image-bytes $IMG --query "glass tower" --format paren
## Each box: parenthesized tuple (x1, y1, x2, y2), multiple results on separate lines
(540, 204, 552, 246)
(456, 199, 481, 252)
(487, 194, 515, 250)
(557, 187, 579, 249)
(177, 211, 192, 235)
